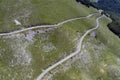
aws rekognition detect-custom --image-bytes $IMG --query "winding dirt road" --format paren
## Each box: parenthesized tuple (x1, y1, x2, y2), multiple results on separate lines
(36, 15, 105, 80)
(0, 11, 105, 80)
(0, 13, 96, 36)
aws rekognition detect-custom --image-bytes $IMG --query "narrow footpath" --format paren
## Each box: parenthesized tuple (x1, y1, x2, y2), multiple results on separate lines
(0, 13, 96, 36)
(36, 15, 105, 80)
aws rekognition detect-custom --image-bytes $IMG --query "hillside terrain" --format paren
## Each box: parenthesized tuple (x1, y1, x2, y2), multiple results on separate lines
(0, 0, 120, 80)
(92, 0, 120, 37)
(77, 0, 120, 37)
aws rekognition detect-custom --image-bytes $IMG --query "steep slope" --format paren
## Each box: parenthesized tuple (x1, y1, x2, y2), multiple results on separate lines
(0, 0, 96, 32)
(52, 16, 120, 80)
(94, 0, 120, 37)
(95, 0, 120, 36)
(76, 0, 120, 37)
(0, 0, 120, 80)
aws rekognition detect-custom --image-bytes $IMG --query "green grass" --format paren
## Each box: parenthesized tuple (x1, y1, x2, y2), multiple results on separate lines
(28, 29, 76, 78)
(52, 16, 120, 80)
(27, 13, 100, 78)
(0, 0, 97, 32)
(97, 17, 120, 56)
(0, 0, 120, 80)
(31, 0, 97, 24)
(0, 36, 33, 80)
(0, 11, 98, 80)
(53, 67, 83, 80)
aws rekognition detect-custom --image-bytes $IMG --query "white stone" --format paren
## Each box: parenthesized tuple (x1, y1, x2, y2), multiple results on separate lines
(14, 19, 21, 25)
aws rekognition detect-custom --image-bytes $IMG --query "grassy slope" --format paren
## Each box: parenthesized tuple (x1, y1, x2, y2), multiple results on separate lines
(97, 17, 120, 56)
(52, 16, 120, 80)
(0, 0, 96, 32)
(0, 0, 120, 80)
(0, 0, 99, 80)
(28, 14, 99, 78)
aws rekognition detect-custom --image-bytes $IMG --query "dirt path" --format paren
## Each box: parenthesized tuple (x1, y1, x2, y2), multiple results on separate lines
(36, 15, 105, 80)
(0, 13, 97, 36)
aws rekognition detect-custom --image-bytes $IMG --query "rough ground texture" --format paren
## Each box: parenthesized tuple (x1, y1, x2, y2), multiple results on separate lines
(0, 0, 120, 80)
